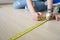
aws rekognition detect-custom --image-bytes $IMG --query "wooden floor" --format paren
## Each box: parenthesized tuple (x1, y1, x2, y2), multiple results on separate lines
(0, 5, 60, 40)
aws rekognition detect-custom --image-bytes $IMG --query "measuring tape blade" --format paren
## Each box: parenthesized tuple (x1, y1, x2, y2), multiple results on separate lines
(9, 20, 48, 40)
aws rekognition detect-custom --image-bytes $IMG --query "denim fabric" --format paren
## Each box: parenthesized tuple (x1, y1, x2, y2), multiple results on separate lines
(13, 0, 45, 9)
(13, 0, 26, 9)
(25, 1, 47, 12)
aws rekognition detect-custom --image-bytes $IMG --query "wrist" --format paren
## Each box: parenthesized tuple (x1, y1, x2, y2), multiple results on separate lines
(47, 8, 53, 13)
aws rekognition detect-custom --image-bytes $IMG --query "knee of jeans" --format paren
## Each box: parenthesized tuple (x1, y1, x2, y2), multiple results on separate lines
(25, 5, 47, 12)
(34, 1, 47, 11)
(25, 1, 47, 12)
(13, 0, 26, 9)
(35, 5, 47, 12)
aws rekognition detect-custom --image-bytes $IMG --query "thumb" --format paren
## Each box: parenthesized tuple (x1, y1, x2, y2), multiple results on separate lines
(37, 12, 42, 16)
(37, 12, 43, 20)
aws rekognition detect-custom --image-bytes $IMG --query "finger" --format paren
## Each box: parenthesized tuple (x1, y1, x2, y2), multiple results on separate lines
(37, 12, 43, 20)
(37, 12, 42, 16)
(56, 16, 60, 21)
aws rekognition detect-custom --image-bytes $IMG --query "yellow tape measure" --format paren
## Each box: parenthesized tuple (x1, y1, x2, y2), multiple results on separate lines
(9, 20, 48, 40)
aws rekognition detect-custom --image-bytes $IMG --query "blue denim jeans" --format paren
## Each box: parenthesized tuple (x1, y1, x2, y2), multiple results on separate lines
(13, 0, 60, 12)
(13, 0, 47, 12)
(25, 1, 47, 12)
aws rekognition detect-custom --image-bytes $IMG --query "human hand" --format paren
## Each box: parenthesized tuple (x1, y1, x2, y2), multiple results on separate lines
(46, 12, 60, 21)
(51, 14, 60, 21)
(31, 12, 43, 21)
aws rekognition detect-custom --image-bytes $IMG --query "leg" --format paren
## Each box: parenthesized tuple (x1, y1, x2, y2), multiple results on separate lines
(13, 0, 26, 9)
(25, 1, 47, 12)
(34, 1, 47, 12)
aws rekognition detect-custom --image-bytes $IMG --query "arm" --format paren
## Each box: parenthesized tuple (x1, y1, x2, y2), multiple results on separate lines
(26, 0, 43, 21)
(47, 0, 60, 21)
(26, 0, 35, 13)
(47, 0, 53, 12)
(46, 0, 53, 20)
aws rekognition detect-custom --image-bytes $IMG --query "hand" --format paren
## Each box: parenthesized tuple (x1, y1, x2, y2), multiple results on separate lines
(49, 13, 60, 21)
(31, 12, 43, 21)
